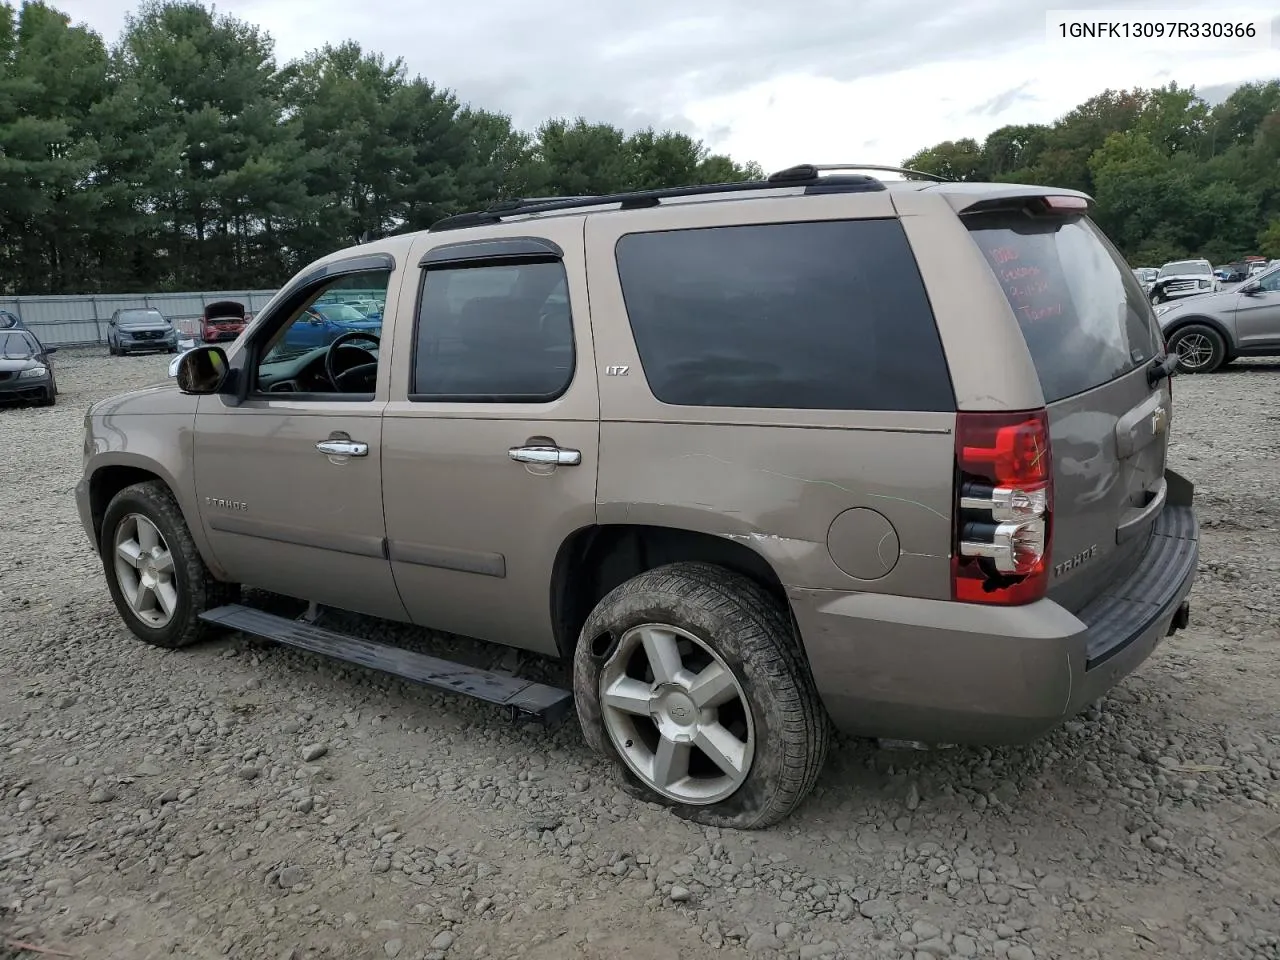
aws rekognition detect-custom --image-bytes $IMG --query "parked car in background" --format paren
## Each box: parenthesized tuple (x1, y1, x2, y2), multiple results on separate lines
(1150, 258, 1218, 303)
(0, 328, 57, 405)
(78, 166, 1198, 828)
(201, 301, 250, 344)
(1214, 264, 1248, 283)
(1154, 262, 1280, 372)
(277, 301, 382, 351)
(107, 308, 179, 355)
(1132, 267, 1158, 294)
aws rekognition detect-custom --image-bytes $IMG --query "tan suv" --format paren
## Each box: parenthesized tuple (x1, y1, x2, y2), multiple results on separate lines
(76, 164, 1200, 829)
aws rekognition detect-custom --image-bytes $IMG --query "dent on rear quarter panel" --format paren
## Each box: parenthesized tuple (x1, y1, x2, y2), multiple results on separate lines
(595, 417, 959, 599)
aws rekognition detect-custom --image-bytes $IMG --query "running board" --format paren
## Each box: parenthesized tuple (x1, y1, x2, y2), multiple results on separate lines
(199, 604, 573, 725)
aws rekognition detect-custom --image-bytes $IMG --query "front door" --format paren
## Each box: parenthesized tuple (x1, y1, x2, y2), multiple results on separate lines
(380, 223, 599, 655)
(192, 259, 408, 622)
(1236, 267, 1280, 351)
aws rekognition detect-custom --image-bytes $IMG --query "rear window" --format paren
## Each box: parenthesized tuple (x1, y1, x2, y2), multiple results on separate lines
(965, 213, 1160, 404)
(614, 219, 955, 411)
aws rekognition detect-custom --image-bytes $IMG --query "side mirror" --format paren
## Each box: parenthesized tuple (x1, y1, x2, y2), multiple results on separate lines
(44, 347, 57, 355)
(174, 345, 230, 394)
(1242, 282, 1261, 295)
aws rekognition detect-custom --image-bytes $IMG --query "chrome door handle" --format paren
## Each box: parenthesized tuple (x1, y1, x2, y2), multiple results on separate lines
(508, 445, 581, 466)
(316, 439, 369, 457)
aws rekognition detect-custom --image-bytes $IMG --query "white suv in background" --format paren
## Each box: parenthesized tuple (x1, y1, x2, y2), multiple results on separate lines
(1151, 258, 1218, 304)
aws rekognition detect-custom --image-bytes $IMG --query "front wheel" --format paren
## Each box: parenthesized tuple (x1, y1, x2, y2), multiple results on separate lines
(100, 480, 239, 648)
(573, 562, 830, 829)
(1168, 323, 1226, 374)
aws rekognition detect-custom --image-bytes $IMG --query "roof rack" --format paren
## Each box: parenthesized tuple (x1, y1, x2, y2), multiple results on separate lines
(426, 165, 888, 232)
(776, 163, 953, 183)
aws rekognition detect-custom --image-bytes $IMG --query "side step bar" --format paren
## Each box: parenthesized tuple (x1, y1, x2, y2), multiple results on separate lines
(199, 604, 574, 725)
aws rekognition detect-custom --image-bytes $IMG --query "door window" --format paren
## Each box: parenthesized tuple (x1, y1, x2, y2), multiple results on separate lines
(254, 269, 391, 397)
(410, 260, 574, 402)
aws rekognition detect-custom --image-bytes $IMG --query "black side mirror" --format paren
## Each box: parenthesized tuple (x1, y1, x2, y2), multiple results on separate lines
(175, 345, 230, 394)
(1242, 282, 1261, 295)
(44, 347, 57, 355)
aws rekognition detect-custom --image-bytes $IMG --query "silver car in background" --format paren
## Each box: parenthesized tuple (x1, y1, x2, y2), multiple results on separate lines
(1154, 263, 1280, 373)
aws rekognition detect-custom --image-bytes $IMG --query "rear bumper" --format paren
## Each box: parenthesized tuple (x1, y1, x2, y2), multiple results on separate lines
(792, 469, 1199, 745)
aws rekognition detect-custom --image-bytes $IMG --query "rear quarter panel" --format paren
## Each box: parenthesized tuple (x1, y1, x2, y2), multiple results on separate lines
(585, 192, 959, 599)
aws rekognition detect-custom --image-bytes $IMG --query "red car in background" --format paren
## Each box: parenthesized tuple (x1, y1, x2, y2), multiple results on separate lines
(200, 300, 249, 343)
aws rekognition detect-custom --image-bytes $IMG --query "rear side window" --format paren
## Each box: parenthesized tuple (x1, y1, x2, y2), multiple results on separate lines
(966, 213, 1160, 404)
(613, 219, 955, 411)
(411, 260, 574, 402)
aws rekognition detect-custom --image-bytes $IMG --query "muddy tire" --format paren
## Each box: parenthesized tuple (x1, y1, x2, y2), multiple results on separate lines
(100, 480, 239, 649)
(1168, 323, 1226, 374)
(573, 561, 830, 829)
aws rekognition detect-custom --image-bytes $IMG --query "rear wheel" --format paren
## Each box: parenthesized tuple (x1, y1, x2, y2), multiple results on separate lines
(1168, 323, 1226, 374)
(573, 562, 830, 829)
(101, 481, 239, 648)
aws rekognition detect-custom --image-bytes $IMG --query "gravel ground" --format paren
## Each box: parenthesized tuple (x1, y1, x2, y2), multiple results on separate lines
(2, 350, 1279, 960)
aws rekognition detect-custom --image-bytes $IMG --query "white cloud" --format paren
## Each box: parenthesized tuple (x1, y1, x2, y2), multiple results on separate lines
(688, 39, 1280, 172)
(48, 0, 1280, 174)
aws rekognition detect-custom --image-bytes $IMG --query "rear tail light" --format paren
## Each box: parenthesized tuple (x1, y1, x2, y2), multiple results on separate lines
(952, 409, 1053, 605)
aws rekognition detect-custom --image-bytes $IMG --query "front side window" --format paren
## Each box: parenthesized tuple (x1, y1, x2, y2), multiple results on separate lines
(254, 269, 391, 396)
(614, 219, 955, 411)
(411, 260, 574, 401)
(1256, 269, 1280, 293)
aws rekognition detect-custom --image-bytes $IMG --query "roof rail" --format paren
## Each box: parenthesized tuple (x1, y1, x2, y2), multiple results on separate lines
(772, 163, 954, 183)
(427, 169, 886, 232)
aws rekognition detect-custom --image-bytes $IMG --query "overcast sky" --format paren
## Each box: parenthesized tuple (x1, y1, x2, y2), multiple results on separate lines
(51, 0, 1280, 172)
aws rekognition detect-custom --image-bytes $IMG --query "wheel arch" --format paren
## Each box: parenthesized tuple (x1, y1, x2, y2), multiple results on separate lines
(550, 523, 794, 660)
(1163, 315, 1236, 355)
(87, 460, 228, 579)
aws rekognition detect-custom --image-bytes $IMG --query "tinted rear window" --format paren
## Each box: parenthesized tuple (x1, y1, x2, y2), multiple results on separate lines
(965, 213, 1160, 404)
(613, 219, 955, 411)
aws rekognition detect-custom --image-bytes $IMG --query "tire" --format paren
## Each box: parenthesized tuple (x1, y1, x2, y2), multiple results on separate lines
(100, 480, 239, 648)
(1168, 323, 1226, 374)
(107, 342, 116, 356)
(573, 561, 830, 829)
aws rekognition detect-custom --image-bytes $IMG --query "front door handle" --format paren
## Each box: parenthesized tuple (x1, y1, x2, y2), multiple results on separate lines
(508, 445, 581, 466)
(316, 439, 369, 457)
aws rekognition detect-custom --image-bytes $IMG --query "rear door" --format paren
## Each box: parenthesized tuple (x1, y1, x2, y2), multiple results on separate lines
(379, 220, 599, 656)
(964, 206, 1168, 612)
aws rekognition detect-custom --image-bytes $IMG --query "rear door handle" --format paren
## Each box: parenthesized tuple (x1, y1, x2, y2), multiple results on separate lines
(509, 445, 581, 466)
(316, 439, 369, 457)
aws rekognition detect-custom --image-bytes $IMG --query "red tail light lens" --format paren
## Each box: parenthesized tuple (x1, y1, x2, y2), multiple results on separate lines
(952, 409, 1053, 605)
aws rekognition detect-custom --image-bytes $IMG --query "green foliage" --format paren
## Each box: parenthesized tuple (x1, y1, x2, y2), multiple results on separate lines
(0, 0, 759, 293)
(904, 79, 1280, 266)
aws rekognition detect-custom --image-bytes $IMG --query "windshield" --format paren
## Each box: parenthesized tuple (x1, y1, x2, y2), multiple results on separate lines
(0, 331, 37, 358)
(117, 309, 167, 327)
(1159, 261, 1211, 278)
